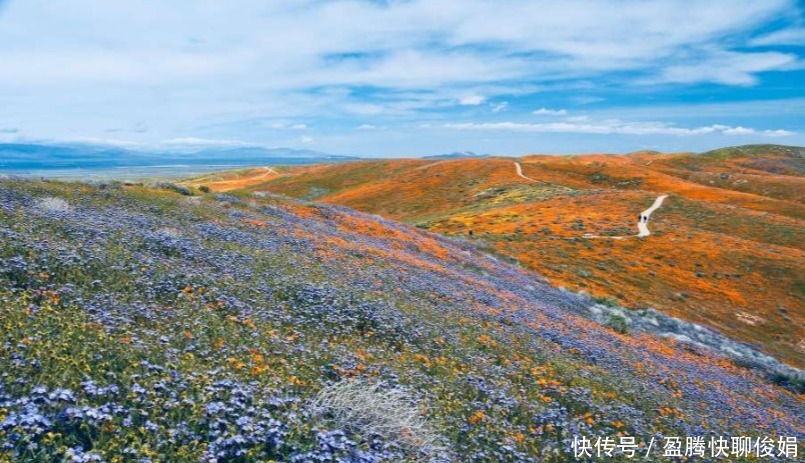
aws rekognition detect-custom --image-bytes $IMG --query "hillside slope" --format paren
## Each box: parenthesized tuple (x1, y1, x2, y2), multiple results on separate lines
(0, 179, 801, 462)
(203, 145, 805, 368)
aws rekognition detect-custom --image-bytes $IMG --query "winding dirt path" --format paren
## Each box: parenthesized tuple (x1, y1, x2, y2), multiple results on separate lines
(637, 194, 668, 237)
(582, 194, 669, 240)
(513, 161, 573, 190)
(514, 161, 538, 182)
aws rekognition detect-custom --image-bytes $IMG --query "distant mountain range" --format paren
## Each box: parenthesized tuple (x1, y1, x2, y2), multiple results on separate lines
(423, 151, 490, 159)
(0, 142, 359, 174)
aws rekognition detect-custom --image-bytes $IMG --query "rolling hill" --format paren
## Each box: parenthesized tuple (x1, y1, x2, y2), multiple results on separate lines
(188, 144, 805, 369)
(0, 178, 802, 462)
(424, 151, 491, 159)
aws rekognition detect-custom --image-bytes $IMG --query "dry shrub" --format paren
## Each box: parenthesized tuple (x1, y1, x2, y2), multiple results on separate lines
(36, 197, 71, 213)
(311, 380, 449, 459)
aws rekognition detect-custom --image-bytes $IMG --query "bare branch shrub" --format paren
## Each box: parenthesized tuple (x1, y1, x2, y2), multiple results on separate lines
(36, 197, 71, 213)
(310, 380, 449, 459)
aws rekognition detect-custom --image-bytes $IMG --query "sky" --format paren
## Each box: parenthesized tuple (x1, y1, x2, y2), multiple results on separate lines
(0, 0, 803, 157)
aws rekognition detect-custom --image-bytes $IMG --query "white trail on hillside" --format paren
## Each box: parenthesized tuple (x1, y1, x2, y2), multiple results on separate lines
(513, 161, 573, 190)
(582, 194, 669, 240)
(637, 194, 667, 237)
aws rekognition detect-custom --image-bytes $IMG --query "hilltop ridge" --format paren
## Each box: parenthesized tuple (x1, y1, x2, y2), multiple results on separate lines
(424, 151, 490, 159)
(699, 144, 805, 159)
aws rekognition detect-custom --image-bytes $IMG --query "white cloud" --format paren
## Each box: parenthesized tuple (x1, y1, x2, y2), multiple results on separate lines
(658, 50, 796, 85)
(356, 124, 377, 130)
(750, 27, 805, 46)
(762, 129, 795, 137)
(53, 137, 145, 147)
(491, 102, 508, 112)
(0, 0, 799, 151)
(160, 137, 255, 147)
(584, 97, 805, 120)
(719, 126, 794, 136)
(342, 103, 386, 116)
(300, 135, 314, 144)
(459, 95, 486, 105)
(721, 126, 755, 135)
(267, 122, 308, 130)
(0, 2, 795, 95)
(533, 108, 568, 116)
(443, 119, 794, 136)
(571, 96, 606, 105)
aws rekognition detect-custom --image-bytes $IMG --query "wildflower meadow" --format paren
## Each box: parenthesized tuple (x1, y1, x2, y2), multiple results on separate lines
(0, 179, 801, 462)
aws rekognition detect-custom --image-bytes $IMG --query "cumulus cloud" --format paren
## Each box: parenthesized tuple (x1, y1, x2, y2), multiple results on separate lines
(761, 129, 795, 137)
(533, 107, 568, 116)
(443, 120, 794, 136)
(720, 126, 755, 135)
(459, 95, 486, 105)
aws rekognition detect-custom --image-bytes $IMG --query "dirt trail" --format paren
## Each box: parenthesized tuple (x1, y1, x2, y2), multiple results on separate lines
(514, 161, 573, 190)
(582, 194, 669, 240)
(514, 161, 538, 181)
(637, 194, 668, 237)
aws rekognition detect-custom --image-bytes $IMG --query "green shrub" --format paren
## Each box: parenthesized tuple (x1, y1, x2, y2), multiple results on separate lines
(606, 314, 629, 334)
(768, 372, 805, 394)
(593, 296, 619, 308)
(153, 182, 193, 196)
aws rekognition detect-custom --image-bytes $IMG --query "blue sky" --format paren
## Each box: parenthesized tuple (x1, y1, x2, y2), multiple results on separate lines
(0, 0, 803, 157)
